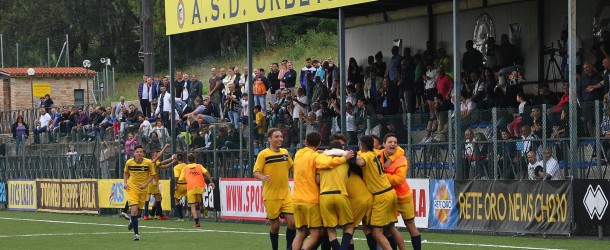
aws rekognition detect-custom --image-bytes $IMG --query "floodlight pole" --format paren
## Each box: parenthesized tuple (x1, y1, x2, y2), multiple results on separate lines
(452, 0, 464, 180)
(338, 8, 346, 135)
(567, 0, 577, 179)
(247, 23, 255, 171)
(169, 36, 176, 157)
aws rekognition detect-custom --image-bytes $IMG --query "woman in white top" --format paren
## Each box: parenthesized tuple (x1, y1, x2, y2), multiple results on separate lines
(149, 119, 170, 146)
(460, 91, 477, 129)
(222, 68, 237, 95)
(345, 101, 357, 146)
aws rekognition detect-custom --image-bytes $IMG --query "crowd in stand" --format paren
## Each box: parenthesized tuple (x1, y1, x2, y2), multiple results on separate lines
(14, 31, 610, 180)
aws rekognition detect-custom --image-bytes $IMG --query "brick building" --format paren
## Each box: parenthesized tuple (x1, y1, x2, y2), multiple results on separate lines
(0, 67, 96, 111)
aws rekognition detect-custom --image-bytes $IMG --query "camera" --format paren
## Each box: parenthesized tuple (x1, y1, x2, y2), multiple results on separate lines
(543, 42, 558, 56)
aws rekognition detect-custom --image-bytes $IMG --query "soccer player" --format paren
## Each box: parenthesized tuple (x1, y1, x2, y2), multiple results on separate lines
(381, 133, 421, 250)
(253, 128, 296, 250)
(179, 153, 215, 227)
(173, 153, 188, 221)
(143, 148, 175, 220)
(292, 132, 352, 250)
(355, 135, 404, 250)
(124, 145, 162, 241)
(330, 133, 374, 250)
(317, 140, 356, 250)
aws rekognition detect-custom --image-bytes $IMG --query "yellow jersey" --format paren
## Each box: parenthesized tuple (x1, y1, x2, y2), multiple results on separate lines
(293, 147, 320, 204)
(253, 148, 293, 200)
(152, 160, 165, 182)
(317, 154, 349, 196)
(174, 162, 188, 184)
(359, 151, 392, 194)
(255, 111, 265, 135)
(124, 158, 156, 186)
(179, 163, 208, 191)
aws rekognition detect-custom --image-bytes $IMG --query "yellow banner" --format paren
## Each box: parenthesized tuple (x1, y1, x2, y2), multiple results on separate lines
(165, 0, 378, 35)
(98, 179, 171, 210)
(8, 180, 37, 211)
(32, 83, 51, 98)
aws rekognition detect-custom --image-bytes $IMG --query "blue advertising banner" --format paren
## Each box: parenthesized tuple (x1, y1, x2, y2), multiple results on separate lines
(428, 179, 458, 230)
(0, 181, 6, 204)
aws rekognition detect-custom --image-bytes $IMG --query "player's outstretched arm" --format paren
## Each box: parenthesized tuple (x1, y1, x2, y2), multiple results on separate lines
(152, 144, 170, 162)
(205, 172, 215, 189)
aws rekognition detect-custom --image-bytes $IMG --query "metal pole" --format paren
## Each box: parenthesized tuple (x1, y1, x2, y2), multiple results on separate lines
(66, 34, 69, 67)
(47, 38, 50, 67)
(86, 68, 89, 106)
(30, 77, 34, 109)
(452, 0, 463, 180)
(1, 34, 4, 68)
(16, 43, 19, 67)
(169, 36, 176, 157)
(338, 8, 346, 134)
(142, 0, 155, 76)
(595, 101, 601, 178)
(492, 108, 498, 179)
(568, 0, 577, 179)
(112, 67, 116, 96)
(542, 104, 547, 173)
(247, 22, 255, 171)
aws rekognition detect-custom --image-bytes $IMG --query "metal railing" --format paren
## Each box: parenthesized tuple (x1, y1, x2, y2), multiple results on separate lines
(1, 100, 609, 181)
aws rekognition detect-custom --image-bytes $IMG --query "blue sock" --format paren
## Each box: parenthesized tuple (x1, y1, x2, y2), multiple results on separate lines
(330, 239, 340, 250)
(175, 204, 183, 219)
(195, 218, 200, 224)
(286, 228, 296, 250)
(143, 201, 149, 216)
(339, 233, 353, 250)
(387, 235, 397, 250)
(365, 233, 376, 250)
(411, 235, 421, 250)
(130, 216, 139, 235)
(269, 232, 279, 250)
(156, 201, 163, 216)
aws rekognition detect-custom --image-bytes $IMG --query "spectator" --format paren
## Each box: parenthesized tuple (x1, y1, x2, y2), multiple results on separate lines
(43, 94, 54, 113)
(436, 67, 454, 101)
(238, 67, 251, 95)
(498, 129, 518, 179)
(240, 93, 249, 127)
(71, 108, 91, 142)
(347, 57, 363, 85)
(507, 92, 529, 136)
(519, 125, 540, 163)
(99, 142, 115, 179)
(151, 75, 162, 104)
(150, 119, 170, 146)
(526, 150, 543, 180)
(292, 88, 307, 126)
(578, 62, 604, 136)
(459, 91, 477, 128)
(497, 58, 526, 108)
(115, 96, 126, 122)
(413, 54, 425, 110)
(138, 76, 152, 118)
(485, 37, 499, 68)
(146, 131, 162, 153)
(33, 108, 52, 144)
(542, 147, 561, 180)
(388, 46, 402, 82)
(472, 132, 489, 178)
(225, 83, 241, 130)
(124, 132, 139, 159)
(468, 69, 486, 108)
(268, 63, 281, 103)
(462, 40, 483, 74)
(311, 75, 329, 104)
(208, 68, 223, 108)
(11, 115, 29, 156)
(531, 83, 558, 106)
(523, 107, 544, 138)
(423, 63, 438, 113)
(137, 115, 152, 142)
(154, 86, 172, 129)
(59, 107, 71, 135)
(355, 97, 374, 137)
(398, 58, 416, 113)
(175, 71, 191, 102)
(373, 52, 386, 79)
(304, 72, 315, 106)
(283, 61, 298, 94)
(421, 94, 451, 143)
(423, 41, 437, 66)
(436, 47, 453, 78)
(497, 34, 521, 69)
(253, 105, 265, 142)
(66, 145, 79, 177)
(463, 128, 475, 177)
(278, 59, 288, 90)
(48, 107, 61, 143)
(378, 77, 400, 115)
(253, 68, 270, 112)
(98, 111, 116, 141)
(188, 74, 203, 109)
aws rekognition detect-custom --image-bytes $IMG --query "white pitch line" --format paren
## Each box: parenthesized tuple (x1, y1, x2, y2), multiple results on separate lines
(0, 216, 566, 250)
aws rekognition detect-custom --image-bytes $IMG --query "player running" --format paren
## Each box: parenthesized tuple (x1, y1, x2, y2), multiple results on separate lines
(173, 153, 188, 221)
(179, 153, 215, 227)
(124, 145, 165, 241)
(143, 148, 175, 220)
(253, 128, 296, 250)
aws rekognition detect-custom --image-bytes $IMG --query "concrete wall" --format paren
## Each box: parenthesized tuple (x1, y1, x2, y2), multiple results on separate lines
(345, 0, 597, 82)
(4, 76, 94, 110)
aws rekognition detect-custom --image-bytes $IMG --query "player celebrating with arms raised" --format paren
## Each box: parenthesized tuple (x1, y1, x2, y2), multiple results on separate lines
(173, 153, 188, 221)
(253, 128, 296, 250)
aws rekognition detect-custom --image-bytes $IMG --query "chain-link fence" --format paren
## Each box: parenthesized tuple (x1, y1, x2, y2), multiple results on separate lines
(0, 34, 69, 68)
(2, 100, 610, 181)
